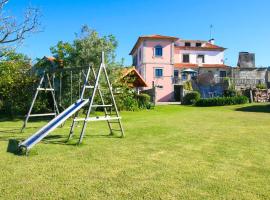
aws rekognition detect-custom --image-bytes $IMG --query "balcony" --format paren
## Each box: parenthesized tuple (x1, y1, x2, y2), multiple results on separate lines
(172, 77, 192, 85)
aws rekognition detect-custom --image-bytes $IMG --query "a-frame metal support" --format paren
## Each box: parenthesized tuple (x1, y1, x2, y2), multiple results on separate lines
(21, 72, 60, 132)
(68, 52, 124, 144)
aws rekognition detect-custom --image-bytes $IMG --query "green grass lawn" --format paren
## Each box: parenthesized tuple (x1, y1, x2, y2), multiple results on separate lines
(0, 104, 270, 199)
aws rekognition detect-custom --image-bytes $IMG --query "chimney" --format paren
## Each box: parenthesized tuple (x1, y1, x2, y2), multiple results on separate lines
(237, 52, 255, 68)
(209, 38, 215, 45)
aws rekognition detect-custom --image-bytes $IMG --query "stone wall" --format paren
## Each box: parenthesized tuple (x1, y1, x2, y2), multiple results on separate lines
(252, 89, 270, 102)
(232, 67, 269, 89)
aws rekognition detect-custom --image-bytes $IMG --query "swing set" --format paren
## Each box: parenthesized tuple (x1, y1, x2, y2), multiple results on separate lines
(19, 52, 124, 153)
(21, 65, 90, 131)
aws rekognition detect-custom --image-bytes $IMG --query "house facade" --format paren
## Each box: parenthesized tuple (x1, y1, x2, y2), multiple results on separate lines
(129, 35, 230, 102)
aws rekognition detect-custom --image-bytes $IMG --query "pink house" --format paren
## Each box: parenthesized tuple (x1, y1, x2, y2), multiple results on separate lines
(129, 35, 230, 102)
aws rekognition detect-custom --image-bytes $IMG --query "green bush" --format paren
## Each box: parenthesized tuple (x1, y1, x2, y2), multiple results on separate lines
(123, 96, 139, 111)
(223, 88, 238, 97)
(136, 93, 151, 109)
(0, 100, 3, 111)
(256, 83, 267, 89)
(183, 91, 201, 105)
(195, 96, 249, 107)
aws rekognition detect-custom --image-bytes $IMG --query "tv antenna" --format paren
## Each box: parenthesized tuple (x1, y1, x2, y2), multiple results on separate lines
(209, 24, 214, 39)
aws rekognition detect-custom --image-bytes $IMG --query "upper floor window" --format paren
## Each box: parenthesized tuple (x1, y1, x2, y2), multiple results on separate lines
(220, 71, 227, 77)
(154, 45, 163, 57)
(197, 55, 205, 63)
(155, 68, 163, 77)
(133, 54, 137, 66)
(196, 43, 202, 47)
(185, 42, 191, 47)
(138, 49, 142, 61)
(183, 54, 190, 63)
(174, 70, 179, 77)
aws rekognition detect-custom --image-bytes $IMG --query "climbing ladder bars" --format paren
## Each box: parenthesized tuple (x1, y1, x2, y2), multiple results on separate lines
(68, 52, 124, 144)
(21, 72, 60, 132)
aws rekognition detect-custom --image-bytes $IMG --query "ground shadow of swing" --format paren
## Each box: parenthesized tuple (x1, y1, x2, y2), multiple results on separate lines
(42, 133, 121, 145)
(41, 134, 73, 145)
(235, 104, 270, 113)
(0, 128, 22, 134)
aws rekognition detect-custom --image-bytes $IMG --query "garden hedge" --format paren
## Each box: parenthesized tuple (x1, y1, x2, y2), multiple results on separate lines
(195, 96, 249, 107)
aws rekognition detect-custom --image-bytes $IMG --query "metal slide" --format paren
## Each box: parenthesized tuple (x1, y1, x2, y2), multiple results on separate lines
(19, 99, 89, 151)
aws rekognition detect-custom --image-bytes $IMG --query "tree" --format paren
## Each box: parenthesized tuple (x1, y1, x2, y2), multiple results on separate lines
(0, 50, 36, 115)
(50, 25, 118, 68)
(0, 0, 41, 57)
(49, 26, 146, 111)
(49, 41, 74, 66)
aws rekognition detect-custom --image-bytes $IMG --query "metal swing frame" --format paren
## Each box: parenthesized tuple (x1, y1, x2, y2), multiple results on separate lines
(21, 72, 60, 132)
(68, 52, 124, 144)
(22, 65, 90, 132)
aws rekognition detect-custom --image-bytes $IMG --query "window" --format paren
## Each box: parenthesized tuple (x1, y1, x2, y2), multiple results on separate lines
(220, 71, 227, 77)
(182, 54, 190, 63)
(155, 68, 163, 77)
(185, 42, 191, 47)
(196, 43, 202, 47)
(155, 45, 163, 57)
(197, 55, 205, 63)
(132, 54, 137, 66)
(182, 73, 187, 80)
(174, 70, 179, 77)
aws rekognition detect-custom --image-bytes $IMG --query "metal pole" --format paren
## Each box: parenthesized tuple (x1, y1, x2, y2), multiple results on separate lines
(78, 63, 103, 144)
(68, 66, 91, 140)
(79, 71, 81, 98)
(21, 73, 45, 132)
(60, 72, 62, 106)
(46, 73, 60, 116)
(90, 65, 113, 134)
(52, 73, 56, 113)
(70, 71, 73, 104)
(102, 54, 125, 137)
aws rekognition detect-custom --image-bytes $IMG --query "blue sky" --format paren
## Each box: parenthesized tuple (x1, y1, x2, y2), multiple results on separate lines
(7, 0, 270, 67)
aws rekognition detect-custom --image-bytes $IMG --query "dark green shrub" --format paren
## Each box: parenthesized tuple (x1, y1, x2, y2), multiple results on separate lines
(123, 96, 138, 111)
(224, 88, 238, 97)
(136, 93, 151, 109)
(195, 96, 249, 107)
(183, 91, 201, 105)
(256, 83, 267, 89)
(0, 100, 3, 110)
(146, 102, 155, 110)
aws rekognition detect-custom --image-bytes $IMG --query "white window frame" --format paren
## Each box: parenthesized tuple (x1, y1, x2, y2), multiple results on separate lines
(154, 67, 164, 78)
(154, 45, 163, 57)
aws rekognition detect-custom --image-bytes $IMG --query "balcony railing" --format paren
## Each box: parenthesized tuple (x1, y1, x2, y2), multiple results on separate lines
(172, 77, 187, 85)
(173, 76, 266, 87)
(214, 77, 265, 85)
(232, 78, 265, 86)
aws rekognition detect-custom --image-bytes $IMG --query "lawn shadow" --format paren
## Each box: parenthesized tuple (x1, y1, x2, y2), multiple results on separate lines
(0, 125, 41, 135)
(0, 128, 22, 134)
(42, 133, 121, 146)
(87, 134, 122, 139)
(42, 134, 71, 145)
(0, 133, 25, 142)
(0, 114, 25, 122)
(235, 104, 270, 113)
(0, 114, 53, 123)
